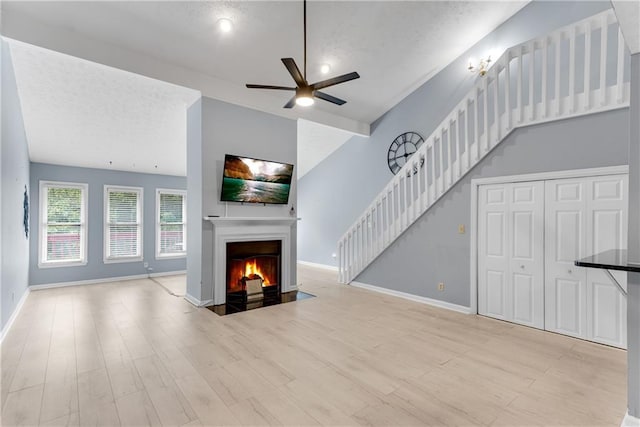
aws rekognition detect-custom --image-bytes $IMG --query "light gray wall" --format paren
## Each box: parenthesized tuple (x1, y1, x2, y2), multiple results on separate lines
(29, 163, 186, 286)
(197, 97, 297, 303)
(358, 109, 629, 306)
(297, 0, 615, 267)
(186, 99, 203, 301)
(626, 53, 640, 419)
(1, 39, 30, 331)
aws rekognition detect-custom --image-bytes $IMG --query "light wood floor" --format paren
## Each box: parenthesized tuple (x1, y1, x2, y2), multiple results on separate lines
(1, 266, 627, 426)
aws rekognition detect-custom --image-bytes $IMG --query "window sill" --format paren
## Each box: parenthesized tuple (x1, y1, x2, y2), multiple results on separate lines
(103, 256, 143, 264)
(38, 260, 87, 269)
(155, 253, 187, 261)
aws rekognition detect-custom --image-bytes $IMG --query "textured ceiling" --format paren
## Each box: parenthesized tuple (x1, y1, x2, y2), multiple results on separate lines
(2, 1, 530, 177)
(7, 39, 200, 176)
(297, 119, 355, 179)
(611, 0, 640, 54)
(2, 1, 529, 136)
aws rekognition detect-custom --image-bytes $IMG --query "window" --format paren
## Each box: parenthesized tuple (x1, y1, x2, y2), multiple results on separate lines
(156, 189, 187, 258)
(104, 185, 143, 263)
(39, 181, 88, 268)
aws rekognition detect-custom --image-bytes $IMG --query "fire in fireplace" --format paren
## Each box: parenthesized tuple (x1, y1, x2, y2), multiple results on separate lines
(226, 240, 281, 306)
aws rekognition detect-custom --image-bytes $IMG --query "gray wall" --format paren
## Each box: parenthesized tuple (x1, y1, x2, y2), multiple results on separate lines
(358, 109, 629, 307)
(196, 97, 297, 303)
(186, 99, 203, 301)
(1, 39, 30, 331)
(298, 0, 615, 267)
(626, 53, 640, 419)
(29, 163, 186, 286)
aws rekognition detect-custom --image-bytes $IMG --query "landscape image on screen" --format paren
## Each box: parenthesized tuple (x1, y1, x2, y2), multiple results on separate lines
(221, 155, 294, 204)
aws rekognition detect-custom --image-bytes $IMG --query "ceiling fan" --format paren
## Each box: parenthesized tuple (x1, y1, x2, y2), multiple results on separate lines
(245, 0, 360, 108)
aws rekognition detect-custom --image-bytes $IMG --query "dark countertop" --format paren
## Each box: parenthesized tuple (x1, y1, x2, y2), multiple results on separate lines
(575, 249, 640, 273)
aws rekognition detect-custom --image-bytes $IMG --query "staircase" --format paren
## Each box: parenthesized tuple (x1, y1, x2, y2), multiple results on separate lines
(338, 10, 630, 284)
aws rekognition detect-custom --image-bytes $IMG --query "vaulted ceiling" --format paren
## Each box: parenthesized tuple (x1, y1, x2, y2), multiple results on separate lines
(2, 1, 529, 176)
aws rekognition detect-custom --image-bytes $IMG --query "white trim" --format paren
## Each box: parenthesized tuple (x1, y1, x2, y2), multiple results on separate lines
(104, 185, 144, 264)
(156, 188, 187, 260)
(621, 412, 640, 427)
(29, 270, 185, 290)
(205, 217, 300, 223)
(0, 288, 30, 344)
(149, 270, 186, 278)
(469, 165, 629, 315)
(297, 260, 339, 272)
(184, 293, 213, 307)
(210, 222, 294, 305)
(38, 180, 89, 268)
(470, 165, 628, 187)
(350, 280, 471, 314)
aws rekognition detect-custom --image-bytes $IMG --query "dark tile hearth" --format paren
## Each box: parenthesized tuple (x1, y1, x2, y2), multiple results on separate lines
(207, 290, 315, 316)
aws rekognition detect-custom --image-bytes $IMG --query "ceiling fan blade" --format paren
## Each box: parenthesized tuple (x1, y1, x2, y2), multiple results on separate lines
(283, 96, 297, 109)
(314, 91, 346, 106)
(281, 58, 306, 87)
(311, 72, 360, 91)
(246, 84, 296, 90)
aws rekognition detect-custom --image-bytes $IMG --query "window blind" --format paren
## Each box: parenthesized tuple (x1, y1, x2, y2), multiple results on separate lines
(107, 189, 141, 259)
(45, 186, 83, 262)
(159, 192, 186, 255)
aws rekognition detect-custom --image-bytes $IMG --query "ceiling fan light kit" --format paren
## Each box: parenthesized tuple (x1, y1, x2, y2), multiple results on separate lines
(217, 18, 233, 33)
(245, 0, 360, 108)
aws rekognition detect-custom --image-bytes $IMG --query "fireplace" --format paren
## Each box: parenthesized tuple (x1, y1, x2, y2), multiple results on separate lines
(226, 240, 281, 308)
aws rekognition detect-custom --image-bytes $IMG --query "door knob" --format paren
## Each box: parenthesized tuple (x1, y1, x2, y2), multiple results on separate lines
(520, 265, 525, 269)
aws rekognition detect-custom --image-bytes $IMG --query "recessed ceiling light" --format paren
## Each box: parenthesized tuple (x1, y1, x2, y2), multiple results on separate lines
(320, 64, 331, 74)
(217, 18, 233, 33)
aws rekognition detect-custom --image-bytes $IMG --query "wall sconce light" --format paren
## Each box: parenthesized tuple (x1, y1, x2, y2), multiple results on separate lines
(468, 56, 492, 77)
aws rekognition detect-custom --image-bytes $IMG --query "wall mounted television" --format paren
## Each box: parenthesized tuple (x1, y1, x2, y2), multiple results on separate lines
(220, 154, 294, 205)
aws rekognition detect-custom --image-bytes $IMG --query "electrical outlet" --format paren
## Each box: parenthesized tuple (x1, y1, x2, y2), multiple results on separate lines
(458, 224, 466, 234)
(438, 282, 445, 291)
(143, 262, 149, 268)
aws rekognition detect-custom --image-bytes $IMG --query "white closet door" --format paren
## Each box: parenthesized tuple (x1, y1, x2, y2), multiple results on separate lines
(478, 182, 544, 328)
(545, 174, 628, 348)
(544, 179, 588, 339)
(586, 175, 627, 348)
(478, 184, 510, 321)
(509, 182, 545, 328)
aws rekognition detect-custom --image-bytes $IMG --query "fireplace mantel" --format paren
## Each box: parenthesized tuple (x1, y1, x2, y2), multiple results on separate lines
(204, 216, 300, 225)
(205, 216, 299, 305)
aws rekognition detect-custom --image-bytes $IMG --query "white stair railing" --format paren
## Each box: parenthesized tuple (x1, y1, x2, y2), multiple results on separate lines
(338, 10, 630, 284)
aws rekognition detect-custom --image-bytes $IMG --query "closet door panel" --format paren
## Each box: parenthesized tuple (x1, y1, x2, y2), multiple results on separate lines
(544, 179, 587, 339)
(585, 175, 628, 348)
(478, 184, 510, 320)
(509, 182, 544, 328)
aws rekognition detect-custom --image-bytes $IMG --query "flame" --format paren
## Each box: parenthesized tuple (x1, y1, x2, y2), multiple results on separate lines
(244, 259, 271, 285)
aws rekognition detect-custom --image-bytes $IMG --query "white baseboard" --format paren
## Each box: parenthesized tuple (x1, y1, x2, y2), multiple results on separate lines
(297, 260, 339, 272)
(184, 293, 213, 307)
(30, 270, 186, 290)
(0, 287, 30, 344)
(350, 281, 471, 314)
(150, 270, 186, 278)
(622, 412, 640, 427)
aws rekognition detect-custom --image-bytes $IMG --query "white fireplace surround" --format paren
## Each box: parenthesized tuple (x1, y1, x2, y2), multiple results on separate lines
(205, 217, 299, 305)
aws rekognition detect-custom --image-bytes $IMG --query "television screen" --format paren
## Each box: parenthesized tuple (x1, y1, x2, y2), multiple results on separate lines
(220, 154, 294, 204)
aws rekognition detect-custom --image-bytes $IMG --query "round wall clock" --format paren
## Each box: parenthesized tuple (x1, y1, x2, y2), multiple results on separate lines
(387, 131, 425, 175)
